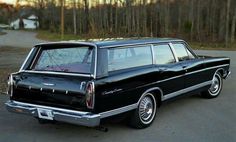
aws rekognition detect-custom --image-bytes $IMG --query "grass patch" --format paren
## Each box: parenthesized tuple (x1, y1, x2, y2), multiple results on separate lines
(36, 30, 82, 41)
(189, 42, 236, 51)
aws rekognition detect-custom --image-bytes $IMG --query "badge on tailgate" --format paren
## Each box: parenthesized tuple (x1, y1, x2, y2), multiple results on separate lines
(37, 108, 54, 120)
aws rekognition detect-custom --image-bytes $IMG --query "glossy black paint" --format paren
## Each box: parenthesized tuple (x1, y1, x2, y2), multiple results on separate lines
(10, 38, 230, 114)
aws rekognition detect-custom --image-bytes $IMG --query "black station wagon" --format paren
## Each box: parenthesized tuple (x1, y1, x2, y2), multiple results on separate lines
(5, 38, 230, 129)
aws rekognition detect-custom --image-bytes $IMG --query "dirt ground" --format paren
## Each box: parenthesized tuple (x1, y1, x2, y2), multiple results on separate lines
(0, 47, 30, 92)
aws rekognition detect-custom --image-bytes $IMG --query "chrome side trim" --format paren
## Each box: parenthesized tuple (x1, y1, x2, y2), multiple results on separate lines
(162, 80, 212, 101)
(99, 103, 137, 118)
(19, 48, 34, 71)
(137, 64, 229, 90)
(101, 80, 212, 118)
(20, 70, 92, 77)
(169, 43, 179, 62)
(185, 64, 229, 76)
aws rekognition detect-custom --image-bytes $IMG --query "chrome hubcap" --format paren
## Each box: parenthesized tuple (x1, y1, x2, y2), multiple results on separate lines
(209, 75, 220, 94)
(139, 96, 153, 121)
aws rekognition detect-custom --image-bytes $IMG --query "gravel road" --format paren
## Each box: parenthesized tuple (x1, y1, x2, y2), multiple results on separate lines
(0, 30, 47, 48)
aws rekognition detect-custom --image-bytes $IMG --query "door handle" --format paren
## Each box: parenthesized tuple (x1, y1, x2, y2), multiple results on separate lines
(159, 67, 167, 73)
(182, 65, 187, 68)
(182, 66, 188, 72)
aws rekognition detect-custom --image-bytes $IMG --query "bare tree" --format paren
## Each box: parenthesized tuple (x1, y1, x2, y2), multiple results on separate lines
(225, 0, 231, 47)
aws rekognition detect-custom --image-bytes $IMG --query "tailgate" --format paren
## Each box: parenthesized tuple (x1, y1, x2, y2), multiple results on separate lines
(11, 72, 91, 111)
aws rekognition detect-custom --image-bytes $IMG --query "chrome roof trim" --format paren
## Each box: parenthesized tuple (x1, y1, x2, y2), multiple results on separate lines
(35, 41, 97, 47)
(99, 40, 184, 49)
(20, 70, 92, 77)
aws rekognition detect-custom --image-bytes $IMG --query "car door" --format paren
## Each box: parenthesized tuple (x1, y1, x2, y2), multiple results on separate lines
(171, 42, 207, 88)
(152, 43, 186, 96)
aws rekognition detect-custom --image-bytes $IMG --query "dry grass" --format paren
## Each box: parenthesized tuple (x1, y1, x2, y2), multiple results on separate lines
(0, 47, 30, 93)
(0, 32, 7, 36)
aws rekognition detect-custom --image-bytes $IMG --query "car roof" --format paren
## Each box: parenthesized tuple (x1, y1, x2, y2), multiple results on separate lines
(35, 38, 184, 48)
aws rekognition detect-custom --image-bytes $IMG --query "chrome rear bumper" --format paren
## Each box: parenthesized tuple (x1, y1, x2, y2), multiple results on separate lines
(5, 100, 100, 127)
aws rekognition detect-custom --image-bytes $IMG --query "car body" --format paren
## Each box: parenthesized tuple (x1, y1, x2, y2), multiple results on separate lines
(5, 38, 231, 128)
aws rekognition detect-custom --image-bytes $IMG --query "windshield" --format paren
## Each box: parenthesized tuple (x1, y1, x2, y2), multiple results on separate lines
(31, 46, 94, 74)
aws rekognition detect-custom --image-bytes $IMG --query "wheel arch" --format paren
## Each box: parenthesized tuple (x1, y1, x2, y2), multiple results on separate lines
(214, 68, 225, 78)
(138, 87, 163, 108)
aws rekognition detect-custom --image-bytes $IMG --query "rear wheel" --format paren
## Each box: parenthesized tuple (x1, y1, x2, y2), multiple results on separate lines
(128, 93, 157, 129)
(201, 72, 223, 98)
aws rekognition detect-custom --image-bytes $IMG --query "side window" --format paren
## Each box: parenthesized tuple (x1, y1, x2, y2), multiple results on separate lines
(108, 45, 152, 71)
(153, 44, 176, 64)
(172, 43, 194, 61)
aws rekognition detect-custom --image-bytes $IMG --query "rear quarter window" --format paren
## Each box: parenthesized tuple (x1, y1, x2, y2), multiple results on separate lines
(153, 44, 176, 64)
(108, 45, 152, 71)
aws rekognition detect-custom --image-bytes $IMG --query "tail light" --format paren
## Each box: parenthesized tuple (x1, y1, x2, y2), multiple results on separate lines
(85, 82, 95, 109)
(7, 74, 14, 97)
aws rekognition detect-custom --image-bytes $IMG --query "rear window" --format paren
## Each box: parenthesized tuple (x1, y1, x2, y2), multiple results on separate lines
(31, 46, 93, 74)
(108, 45, 152, 71)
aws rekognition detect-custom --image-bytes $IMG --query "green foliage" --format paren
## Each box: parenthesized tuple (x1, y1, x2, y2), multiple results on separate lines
(184, 21, 192, 33)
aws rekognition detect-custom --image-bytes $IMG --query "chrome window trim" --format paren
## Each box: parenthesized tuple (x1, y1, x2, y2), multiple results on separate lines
(93, 44, 98, 79)
(29, 46, 41, 69)
(168, 43, 179, 62)
(150, 44, 155, 64)
(19, 48, 35, 71)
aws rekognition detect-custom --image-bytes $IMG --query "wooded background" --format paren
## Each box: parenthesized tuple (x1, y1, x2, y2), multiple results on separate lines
(2, 0, 236, 46)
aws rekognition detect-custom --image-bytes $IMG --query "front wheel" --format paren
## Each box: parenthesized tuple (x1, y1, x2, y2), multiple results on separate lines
(128, 93, 157, 129)
(201, 72, 223, 98)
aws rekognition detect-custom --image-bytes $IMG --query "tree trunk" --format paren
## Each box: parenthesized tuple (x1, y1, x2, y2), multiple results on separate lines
(225, 0, 230, 47)
(60, 0, 64, 39)
(73, 0, 77, 35)
(84, 0, 89, 34)
(231, 8, 236, 43)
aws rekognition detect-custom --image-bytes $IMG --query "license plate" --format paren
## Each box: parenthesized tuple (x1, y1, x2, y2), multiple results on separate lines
(37, 108, 54, 120)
